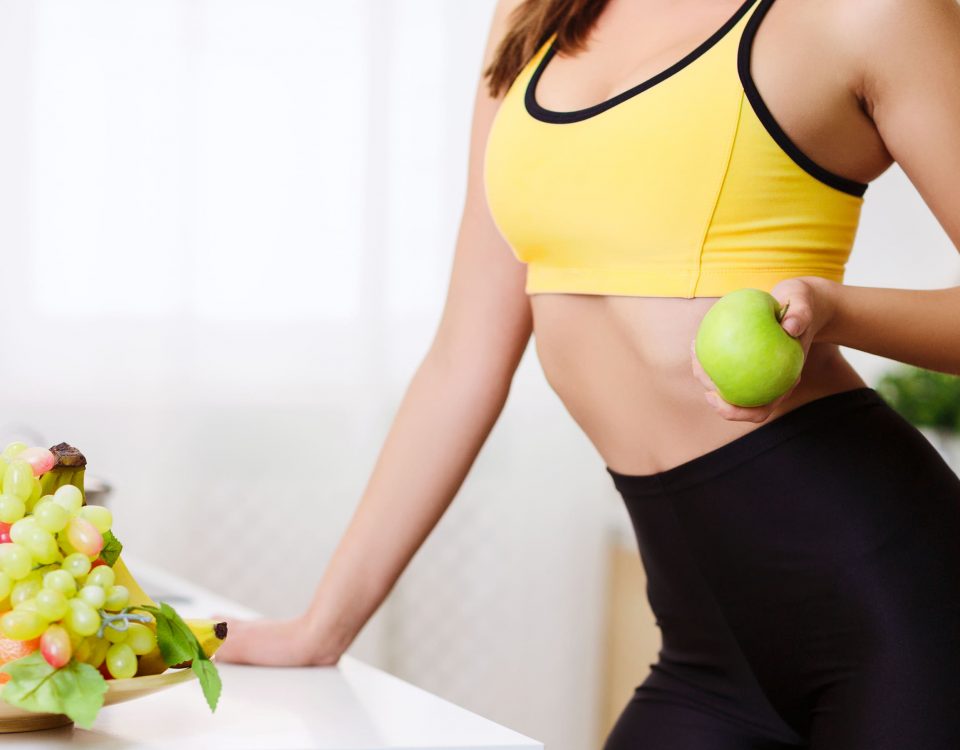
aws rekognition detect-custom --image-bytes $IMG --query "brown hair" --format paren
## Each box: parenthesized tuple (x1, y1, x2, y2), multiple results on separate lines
(483, 0, 612, 99)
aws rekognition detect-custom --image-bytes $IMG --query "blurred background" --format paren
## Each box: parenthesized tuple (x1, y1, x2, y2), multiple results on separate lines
(0, 1, 958, 748)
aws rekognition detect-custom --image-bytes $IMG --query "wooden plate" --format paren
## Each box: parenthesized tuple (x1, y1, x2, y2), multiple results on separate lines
(0, 664, 200, 733)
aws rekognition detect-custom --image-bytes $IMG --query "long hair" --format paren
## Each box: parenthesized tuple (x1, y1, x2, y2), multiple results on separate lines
(483, 0, 612, 99)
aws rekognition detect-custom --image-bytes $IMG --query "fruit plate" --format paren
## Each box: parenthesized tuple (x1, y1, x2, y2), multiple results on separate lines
(0, 663, 202, 733)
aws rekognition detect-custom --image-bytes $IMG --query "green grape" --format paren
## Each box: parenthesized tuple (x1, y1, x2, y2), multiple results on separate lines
(103, 584, 129, 611)
(35, 587, 69, 621)
(32, 564, 60, 581)
(0, 608, 47, 640)
(0, 543, 34, 580)
(10, 572, 43, 606)
(105, 642, 137, 679)
(77, 584, 106, 609)
(43, 569, 78, 596)
(0, 493, 25, 524)
(0, 571, 11, 600)
(62, 552, 91, 578)
(1, 442, 28, 461)
(85, 566, 115, 590)
(0, 457, 8, 483)
(9, 517, 39, 544)
(64, 598, 100, 637)
(78, 505, 112, 534)
(33, 500, 69, 534)
(56, 529, 79, 556)
(21, 526, 59, 565)
(21, 569, 44, 586)
(103, 624, 129, 644)
(15, 597, 41, 614)
(25, 477, 42, 511)
(52, 485, 83, 515)
(3, 460, 35, 502)
(124, 622, 157, 656)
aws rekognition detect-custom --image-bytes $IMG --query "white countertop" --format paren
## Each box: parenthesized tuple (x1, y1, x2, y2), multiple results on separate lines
(12, 555, 543, 750)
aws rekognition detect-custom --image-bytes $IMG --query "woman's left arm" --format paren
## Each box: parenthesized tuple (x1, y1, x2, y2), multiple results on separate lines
(814, 282, 960, 375)
(696, 0, 960, 420)
(811, 0, 960, 374)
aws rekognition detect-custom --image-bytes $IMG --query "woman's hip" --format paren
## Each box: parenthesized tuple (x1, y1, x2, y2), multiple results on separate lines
(606, 387, 960, 740)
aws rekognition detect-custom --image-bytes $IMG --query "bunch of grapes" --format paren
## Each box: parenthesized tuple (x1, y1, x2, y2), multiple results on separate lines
(0, 442, 156, 680)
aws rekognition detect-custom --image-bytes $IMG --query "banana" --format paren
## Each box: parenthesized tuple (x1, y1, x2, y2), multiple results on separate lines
(136, 618, 228, 674)
(111, 534, 228, 676)
(111, 556, 155, 609)
(116, 557, 227, 675)
(135, 644, 167, 676)
(115, 558, 168, 676)
(190, 618, 229, 659)
(170, 619, 229, 668)
(38, 443, 87, 500)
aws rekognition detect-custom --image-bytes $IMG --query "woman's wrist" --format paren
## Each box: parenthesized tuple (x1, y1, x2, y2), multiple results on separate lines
(299, 606, 355, 665)
(802, 275, 844, 344)
(794, 279, 960, 375)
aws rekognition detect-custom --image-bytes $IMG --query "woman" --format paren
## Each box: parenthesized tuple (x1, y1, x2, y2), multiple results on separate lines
(217, 0, 960, 746)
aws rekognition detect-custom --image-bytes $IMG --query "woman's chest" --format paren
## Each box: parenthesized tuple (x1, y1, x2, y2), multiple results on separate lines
(482, 0, 877, 299)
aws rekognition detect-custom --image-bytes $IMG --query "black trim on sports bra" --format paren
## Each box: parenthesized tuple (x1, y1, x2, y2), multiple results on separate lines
(525, 0, 760, 124)
(737, 0, 870, 197)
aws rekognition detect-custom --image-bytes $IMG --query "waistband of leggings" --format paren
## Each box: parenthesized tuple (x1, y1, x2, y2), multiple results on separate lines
(606, 387, 884, 497)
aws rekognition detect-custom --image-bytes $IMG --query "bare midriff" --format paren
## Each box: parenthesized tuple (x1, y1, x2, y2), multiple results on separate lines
(529, 293, 867, 477)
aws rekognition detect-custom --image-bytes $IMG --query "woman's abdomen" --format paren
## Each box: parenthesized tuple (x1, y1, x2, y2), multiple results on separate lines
(530, 293, 866, 475)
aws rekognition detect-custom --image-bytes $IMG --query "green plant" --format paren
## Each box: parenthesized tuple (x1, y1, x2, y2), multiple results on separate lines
(876, 365, 960, 434)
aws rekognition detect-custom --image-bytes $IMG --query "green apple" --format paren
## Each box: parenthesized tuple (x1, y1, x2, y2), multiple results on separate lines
(694, 288, 803, 407)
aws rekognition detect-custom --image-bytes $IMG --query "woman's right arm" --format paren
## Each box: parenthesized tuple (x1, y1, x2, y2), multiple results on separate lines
(214, 0, 532, 666)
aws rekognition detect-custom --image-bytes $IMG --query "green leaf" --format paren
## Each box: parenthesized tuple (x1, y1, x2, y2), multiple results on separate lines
(100, 530, 123, 566)
(877, 365, 960, 432)
(156, 603, 223, 711)
(192, 656, 222, 712)
(0, 653, 108, 729)
(134, 601, 222, 713)
(136, 603, 195, 667)
(160, 602, 203, 656)
(0, 653, 59, 715)
(0, 649, 52, 685)
(50, 660, 109, 728)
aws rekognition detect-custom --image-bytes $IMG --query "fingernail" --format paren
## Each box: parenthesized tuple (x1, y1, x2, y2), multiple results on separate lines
(704, 391, 718, 407)
(782, 318, 801, 337)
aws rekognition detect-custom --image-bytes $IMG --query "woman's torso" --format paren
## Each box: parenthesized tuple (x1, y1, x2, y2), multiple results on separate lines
(532, 295, 866, 475)
(491, 0, 894, 475)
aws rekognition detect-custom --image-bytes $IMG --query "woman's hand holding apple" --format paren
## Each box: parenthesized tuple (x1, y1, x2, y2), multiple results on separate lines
(691, 277, 840, 423)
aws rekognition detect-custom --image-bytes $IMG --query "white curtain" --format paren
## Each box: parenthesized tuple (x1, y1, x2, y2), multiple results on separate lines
(1, 2, 958, 748)
(0, 2, 616, 747)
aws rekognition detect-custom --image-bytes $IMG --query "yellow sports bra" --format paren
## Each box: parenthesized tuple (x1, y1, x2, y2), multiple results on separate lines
(483, 0, 869, 298)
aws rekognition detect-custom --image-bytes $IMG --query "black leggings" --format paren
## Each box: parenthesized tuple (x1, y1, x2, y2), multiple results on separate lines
(603, 387, 960, 749)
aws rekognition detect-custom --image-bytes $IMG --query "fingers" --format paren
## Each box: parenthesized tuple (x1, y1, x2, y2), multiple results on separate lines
(689, 339, 718, 391)
(692, 339, 769, 421)
(773, 289, 813, 338)
(703, 373, 801, 423)
(703, 390, 778, 423)
(690, 339, 801, 423)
